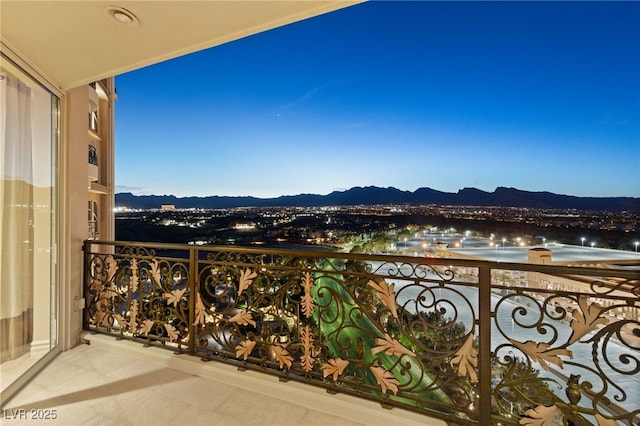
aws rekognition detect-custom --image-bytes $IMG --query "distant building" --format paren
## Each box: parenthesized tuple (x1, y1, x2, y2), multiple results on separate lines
(161, 204, 176, 211)
(233, 222, 256, 230)
(87, 79, 116, 241)
(438, 244, 640, 320)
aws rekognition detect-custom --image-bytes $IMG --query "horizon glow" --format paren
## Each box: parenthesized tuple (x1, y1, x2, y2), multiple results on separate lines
(115, 1, 640, 199)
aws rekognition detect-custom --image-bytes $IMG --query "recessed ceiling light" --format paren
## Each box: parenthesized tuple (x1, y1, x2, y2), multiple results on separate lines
(104, 6, 139, 27)
(113, 11, 133, 24)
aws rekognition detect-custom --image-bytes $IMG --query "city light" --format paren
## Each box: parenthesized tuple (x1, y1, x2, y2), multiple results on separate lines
(114, 205, 640, 256)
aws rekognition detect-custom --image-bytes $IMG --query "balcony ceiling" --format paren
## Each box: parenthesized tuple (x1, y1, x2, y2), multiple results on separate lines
(1, 1, 361, 90)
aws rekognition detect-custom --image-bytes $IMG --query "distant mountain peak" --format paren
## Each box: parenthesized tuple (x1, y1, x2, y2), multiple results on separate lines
(115, 186, 640, 212)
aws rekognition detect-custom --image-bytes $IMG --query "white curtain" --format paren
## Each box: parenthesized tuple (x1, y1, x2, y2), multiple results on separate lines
(0, 72, 35, 362)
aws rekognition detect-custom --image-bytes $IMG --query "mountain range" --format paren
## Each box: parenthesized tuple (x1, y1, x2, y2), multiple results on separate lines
(115, 186, 640, 213)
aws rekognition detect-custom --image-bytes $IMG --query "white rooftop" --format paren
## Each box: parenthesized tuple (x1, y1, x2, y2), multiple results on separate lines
(446, 244, 640, 265)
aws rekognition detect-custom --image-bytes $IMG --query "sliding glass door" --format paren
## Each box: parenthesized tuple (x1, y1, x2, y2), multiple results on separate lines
(0, 55, 58, 398)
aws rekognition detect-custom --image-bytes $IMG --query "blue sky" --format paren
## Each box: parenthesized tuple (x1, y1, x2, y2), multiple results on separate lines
(115, 1, 640, 199)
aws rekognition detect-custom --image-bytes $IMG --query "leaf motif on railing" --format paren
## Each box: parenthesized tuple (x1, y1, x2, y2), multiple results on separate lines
(150, 259, 161, 285)
(594, 414, 621, 426)
(95, 310, 107, 327)
(89, 277, 102, 291)
(367, 279, 398, 319)
(518, 404, 558, 425)
(372, 333, 416, 358)
(301, 325, 315, 372)
(323, 358, 349, 381)
(510, 340, 572, 370)
(130, 259, 139, 292)
(235, 339, 256, 360)
(98, 286, 119, 302)
(106, 255, 118, 282)
(164, 323, 179, 342)
(140, 319, 154, 336)
(272, 345, 293, 369)
(451, 333, 478, 383)
(301, 272, 315, 318)
(238, 268, 257, 297)
(163, 288, 186, 307)
(568, 296, 608, 344)
(130, 299, 139, 331)
(95, 287, 118, 326)
(193, 291, 206, 326)
(114, 313, 128, 330)
(228, 309, 256, 327)
(369, 366, 400, 395)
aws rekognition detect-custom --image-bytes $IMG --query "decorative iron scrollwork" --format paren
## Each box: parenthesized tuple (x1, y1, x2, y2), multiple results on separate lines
(84, 242, 640, 425)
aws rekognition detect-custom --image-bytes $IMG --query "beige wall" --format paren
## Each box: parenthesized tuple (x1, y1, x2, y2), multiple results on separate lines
(60, 79, 115, 350)
(99, 79, 115, 242)
(60, 86, 91, 350)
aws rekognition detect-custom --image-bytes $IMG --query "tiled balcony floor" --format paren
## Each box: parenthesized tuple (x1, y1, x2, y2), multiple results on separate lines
(2, 333, 445, 426)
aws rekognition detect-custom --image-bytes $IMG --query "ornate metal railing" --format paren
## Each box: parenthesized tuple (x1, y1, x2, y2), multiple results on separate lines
(83, 240, 640, 425)
(88, 145, 98, 166)
(87, 220, 99, 241)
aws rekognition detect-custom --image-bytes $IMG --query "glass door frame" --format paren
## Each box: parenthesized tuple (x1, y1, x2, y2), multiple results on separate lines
(0, 47, 61, 408)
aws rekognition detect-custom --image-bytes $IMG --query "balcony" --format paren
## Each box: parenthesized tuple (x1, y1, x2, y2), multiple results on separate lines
(88, 145, 98, 184)
(87, 221, 99, 241)
(88, 84, 99, 134)
(2, 333, 436, 425)
(80, 240, 638, 425)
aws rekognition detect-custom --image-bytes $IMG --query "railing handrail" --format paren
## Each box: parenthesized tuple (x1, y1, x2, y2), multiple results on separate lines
(86, 239, 640, 281)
